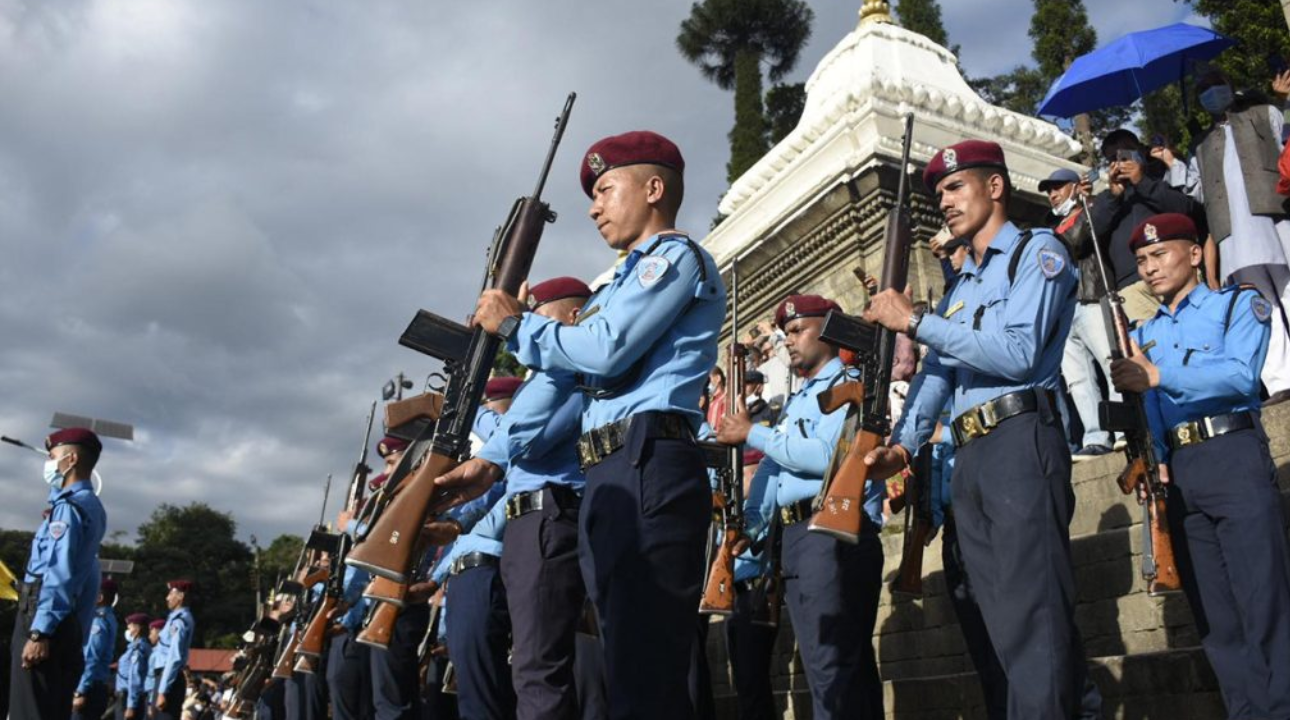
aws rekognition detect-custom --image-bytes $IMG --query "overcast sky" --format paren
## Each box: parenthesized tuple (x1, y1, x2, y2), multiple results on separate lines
(0, 0, 1201, 546)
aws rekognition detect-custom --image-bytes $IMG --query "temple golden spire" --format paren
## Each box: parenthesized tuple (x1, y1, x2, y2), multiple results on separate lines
(859, 0, 894, 27)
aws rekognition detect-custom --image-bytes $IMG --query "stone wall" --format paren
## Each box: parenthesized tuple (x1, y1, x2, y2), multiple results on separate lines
(706, 401, 1290, 719)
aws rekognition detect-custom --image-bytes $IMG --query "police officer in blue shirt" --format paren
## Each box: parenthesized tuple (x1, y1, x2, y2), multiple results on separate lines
(329, 492, 380, 720)
(143, 618, 164, 707)
(154, 580, 195, 720)
(717, 294, 885, 719)
(864, 140, 1086, 719)
(474, 277, 590, 720)
(448, 130, 725, 719)
(1109, 212, 1290, 719)
(9, 426, 107, 720)
(114, 613, 151, 720)
(72, 577, 119, 720)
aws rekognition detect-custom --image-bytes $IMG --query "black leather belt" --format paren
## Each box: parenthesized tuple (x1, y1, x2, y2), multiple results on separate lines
(951, 388, 1053, 448)
(505, 485, 581, 521)
(450, 551, 498, 577)
(576, 412, 693, 469)
(778, 498, 814, 526)
(1169, 411, 1257, 452)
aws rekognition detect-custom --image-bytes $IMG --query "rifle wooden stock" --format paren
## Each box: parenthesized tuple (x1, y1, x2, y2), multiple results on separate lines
(271, 632, 300, 679)
(292, 654, 317, 674)
(809, 424, 883, 544)
(356, 600, 400, 649)
(1117, 456, 1146, 496)
(1146, 494, 1181, 595)
(346, 453, 457, 582)
(817, 381, 867, 415)
(363, 575, 408, 607)
(300, 568, 328, 589)
(385, 393, 444, 433)
(295, 595, 337, 659)
(891, 521, 932, 598)
(699, 528, 739, 615)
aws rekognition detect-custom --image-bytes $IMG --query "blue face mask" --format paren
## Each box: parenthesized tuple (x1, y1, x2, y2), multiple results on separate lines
(42, 458, 65, 487)
(1200, 85, 1233, 114)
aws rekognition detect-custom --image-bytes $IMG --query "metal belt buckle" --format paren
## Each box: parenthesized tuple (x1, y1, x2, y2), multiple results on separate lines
(779, 506, 794, 525)
(1202, 416, 1217, 439)
(979, 401, 1000, 430)
(1174, 421, 1200, 448)
(960, 412, 984, 441)
(505, 494, 522, 521)
(598, 428, 616, 460)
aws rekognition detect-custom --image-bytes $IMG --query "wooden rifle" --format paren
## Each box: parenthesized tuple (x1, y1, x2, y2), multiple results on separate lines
(700, 257, 746, 615)
(890, 442, 938, 598)
(1080, 194, 1181, 595)
(808, 113, 915, 543)
(346, 92, 576, 584)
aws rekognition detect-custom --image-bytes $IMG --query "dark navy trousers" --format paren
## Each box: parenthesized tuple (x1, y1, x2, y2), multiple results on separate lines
(8, 610, 81, 720)
(952, 409, 1085, 719)
(70, 682, 109, 720)
(579, 422, 710, 720)
(724, 586, 778, 720)
(445, 562, 515, 720)
(780, 520, 883, 720)
(572, 630, 607, 720)
(255, 677, 286, 720)
(372, 603, 429, 720)
(501, 487, 584, 720)
(327, 629, 372, 720)
(284, 669, 327, 720)
(1168, 427, 1290, 719)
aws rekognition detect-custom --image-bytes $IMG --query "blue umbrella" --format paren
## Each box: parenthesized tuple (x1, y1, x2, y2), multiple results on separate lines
(1037, 22, 1234, 118)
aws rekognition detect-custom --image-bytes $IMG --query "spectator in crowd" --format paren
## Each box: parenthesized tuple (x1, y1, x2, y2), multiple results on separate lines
(1042, 168, 1119, 459)
(751, 319, 796, 399)
(1091, 129, 1202, 322)
(1186, 68, 1290, 404)
(706, 366, 727, 429)
(1149, 136, 1190, 190)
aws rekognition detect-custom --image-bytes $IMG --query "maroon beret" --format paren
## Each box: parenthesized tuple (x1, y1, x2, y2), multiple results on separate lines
(125, 612, 150, 626)
(528, 277, 593, 309)
(1129, 213, 1199, 252)
(923, 140, 1009, 193)
(484, 376, 523, 401)
(101, 577, 119, 596)
(377, 436, 409, 458)
(775, 294, 842, 329)
(167, 579, 194, 594)
(45, 427, 102, 453)
(367, 472, 389, 491)
(580, 131, 685, 198)
(149, 619, 166, 630)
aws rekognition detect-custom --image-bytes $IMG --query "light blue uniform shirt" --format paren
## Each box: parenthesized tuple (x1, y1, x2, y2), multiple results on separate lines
(145, 637, 161, 698)
(434, 497, 507, 586)
(77, 605, 117, 692)
(1134, 284, 1271, 463)
(476, 372, 585, 493)
(116, 635, 150, 707)
(744, 357, 885, 537)
(507, 233, 726, 432)
(24, 479, 106, 636)
(895, 223, 1078, 452)
(156, 606, 194, 694)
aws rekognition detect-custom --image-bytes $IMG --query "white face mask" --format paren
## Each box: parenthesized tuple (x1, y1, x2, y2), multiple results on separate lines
(1054, 194, 1078, 218)
(42, 458, 64, 487)
(125, 629, 136, 641)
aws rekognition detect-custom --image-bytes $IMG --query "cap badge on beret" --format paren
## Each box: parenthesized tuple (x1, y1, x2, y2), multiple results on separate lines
(586, 152, 606, 175)
(785, 301, 796, 316)
(1144, 223, 1159, 242)
(526, 295, 538, 310)
(943, 148, 958, 171)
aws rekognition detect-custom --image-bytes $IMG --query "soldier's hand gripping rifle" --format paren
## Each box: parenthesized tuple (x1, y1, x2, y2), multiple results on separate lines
(808, 113, 915, 543)
(890, 442, 938, 597)
(700, 258, 747, 615)
(346, 93, 576, 584)
(1081, 194, 1181, 596)
(296, 403, 379, 660)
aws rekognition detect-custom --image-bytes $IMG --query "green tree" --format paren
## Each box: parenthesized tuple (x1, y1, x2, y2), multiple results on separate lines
(895, 0, 959, 55)
(766, 82, 806, 144)
(493, 347, 525, 379)
(126, 503, 256, 647)
(677, 0, 814, 184)
(257, 533, 304, 593)
(1182, 0, 1290, 92)
(970, 66, 1048, 115)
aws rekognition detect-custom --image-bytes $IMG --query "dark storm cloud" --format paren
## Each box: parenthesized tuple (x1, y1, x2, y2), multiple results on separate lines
(0, 0, 1189, 543)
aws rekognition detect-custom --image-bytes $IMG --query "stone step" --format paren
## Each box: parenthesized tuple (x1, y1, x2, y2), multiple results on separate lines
(712, 648, 1225, 720)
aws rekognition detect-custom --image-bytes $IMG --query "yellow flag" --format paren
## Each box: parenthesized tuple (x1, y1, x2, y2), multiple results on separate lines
(0, 559, 18, 602)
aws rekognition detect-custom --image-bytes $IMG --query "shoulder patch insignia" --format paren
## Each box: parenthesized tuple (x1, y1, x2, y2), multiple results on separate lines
(1252, 295, 1273, 323)
(636, 255, 670, 289)
(1038, 248, 1065, 279)
(48, 520, 67, 540)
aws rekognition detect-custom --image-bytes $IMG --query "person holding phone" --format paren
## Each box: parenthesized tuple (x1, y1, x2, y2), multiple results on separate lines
(1089, 129, 1201, 322)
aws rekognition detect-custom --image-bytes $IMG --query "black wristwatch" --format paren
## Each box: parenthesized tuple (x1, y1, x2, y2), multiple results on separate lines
(28, 630, 47, 642)
(906, 306, 928, 339)
(496, 314, 522, 340)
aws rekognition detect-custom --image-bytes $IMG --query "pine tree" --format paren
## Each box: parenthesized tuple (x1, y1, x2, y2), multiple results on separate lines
(894, 0, 959, 55)
(677, 0, 814, 184)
